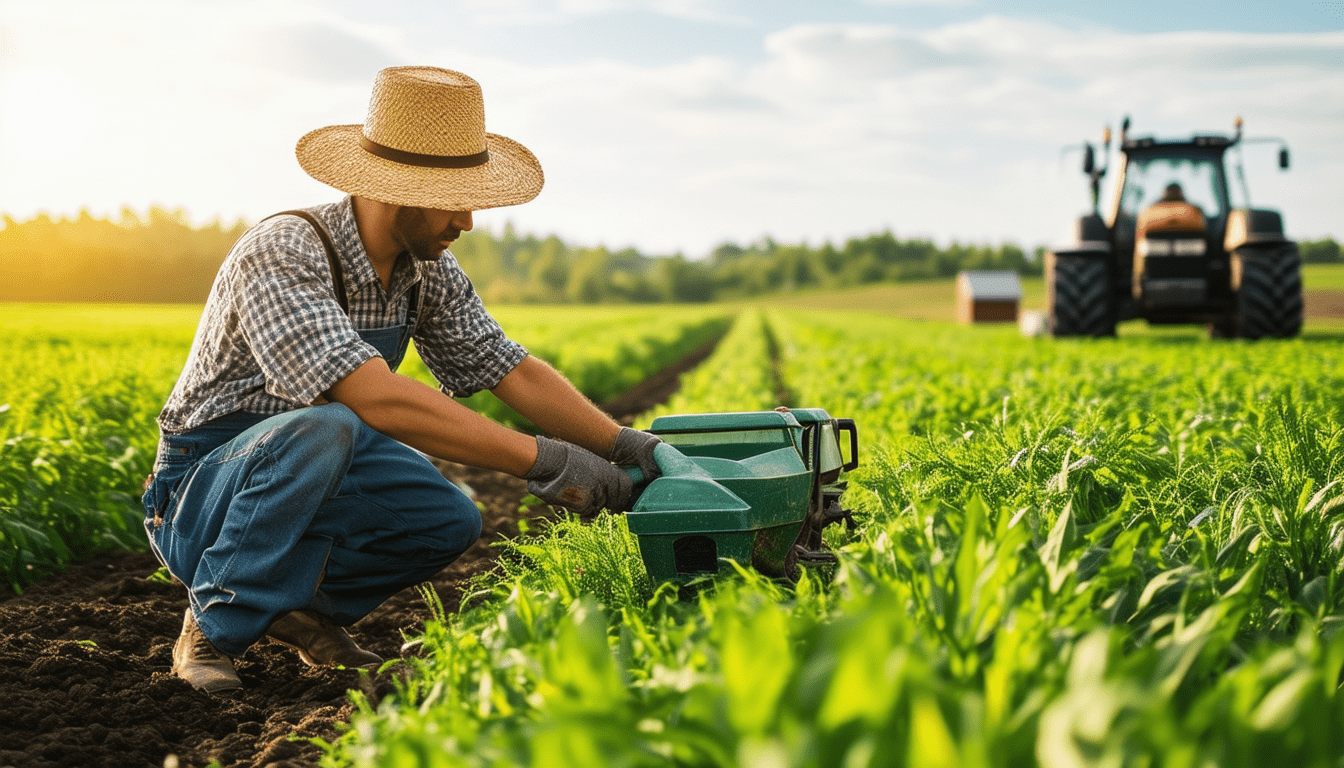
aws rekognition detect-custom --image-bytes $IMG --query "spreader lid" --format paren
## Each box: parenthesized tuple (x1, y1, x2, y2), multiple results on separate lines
(785, 408, 835, 425)
(649, 410, 801, 433)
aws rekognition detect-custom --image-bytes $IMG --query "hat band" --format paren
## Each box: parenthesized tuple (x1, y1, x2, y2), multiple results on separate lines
(359, 136, 490, 169)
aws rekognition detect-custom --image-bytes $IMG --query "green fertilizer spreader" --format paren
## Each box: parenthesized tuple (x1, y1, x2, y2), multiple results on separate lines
(623, 409, 858, 583)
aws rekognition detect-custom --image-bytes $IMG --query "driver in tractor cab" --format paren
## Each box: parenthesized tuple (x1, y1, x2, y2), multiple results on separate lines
(1160, 182, 1187, 204)
(1140, 183, 1206, 231)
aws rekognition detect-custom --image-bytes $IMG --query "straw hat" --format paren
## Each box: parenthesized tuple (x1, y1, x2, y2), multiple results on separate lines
(296, 66, 543, 211)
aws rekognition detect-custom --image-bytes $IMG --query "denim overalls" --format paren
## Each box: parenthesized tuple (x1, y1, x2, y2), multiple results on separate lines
(141, 212, 481, 657)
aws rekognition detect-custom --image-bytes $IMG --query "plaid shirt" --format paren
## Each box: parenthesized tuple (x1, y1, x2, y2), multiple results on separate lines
(157, 196, 527, 435)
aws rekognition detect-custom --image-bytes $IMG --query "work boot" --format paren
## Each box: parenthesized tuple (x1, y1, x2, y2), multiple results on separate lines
(265, 609, 383, 668)
(172, 608, 242, 693)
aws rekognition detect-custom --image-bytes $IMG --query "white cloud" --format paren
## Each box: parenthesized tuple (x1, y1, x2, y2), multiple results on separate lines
(463, 0, 751, 26)
(238, 22, 400, 83)
(1, 4, 1340, 254)
(0, 1, 404, 224)
(470, 18, 1343, 250)
(862, 0, 972, 6)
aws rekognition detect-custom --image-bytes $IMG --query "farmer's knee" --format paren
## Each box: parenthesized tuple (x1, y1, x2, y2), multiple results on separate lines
(424, 487, 483, 556)
(290, 403, 363, 445)
(272, 404, 364, 468)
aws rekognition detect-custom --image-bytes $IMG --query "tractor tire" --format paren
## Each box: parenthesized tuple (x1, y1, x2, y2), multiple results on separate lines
(1231, 246, 1302, 339)
(1048, 255, 1115, 337)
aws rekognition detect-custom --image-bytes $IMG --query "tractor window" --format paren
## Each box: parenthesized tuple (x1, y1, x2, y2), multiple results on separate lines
(1119, 157, 1224, 221)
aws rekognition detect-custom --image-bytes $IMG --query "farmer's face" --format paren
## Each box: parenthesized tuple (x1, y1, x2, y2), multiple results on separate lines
(392, 206, 474, 261)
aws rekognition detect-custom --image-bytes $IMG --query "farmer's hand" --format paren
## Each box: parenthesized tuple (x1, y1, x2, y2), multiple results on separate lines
(607, 427, 663, 483)
(525, 436, 634, 518)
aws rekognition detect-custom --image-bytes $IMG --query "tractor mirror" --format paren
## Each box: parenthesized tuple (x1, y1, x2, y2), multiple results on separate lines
(1279, 147, 1290, 169)
(1083, 143, 1095, 174)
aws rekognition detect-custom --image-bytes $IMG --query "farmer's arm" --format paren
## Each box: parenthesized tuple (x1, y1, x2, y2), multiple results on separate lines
(489, 355, 622, 457)
(325, 358, 539, 476)
(330, 254, 619, 475)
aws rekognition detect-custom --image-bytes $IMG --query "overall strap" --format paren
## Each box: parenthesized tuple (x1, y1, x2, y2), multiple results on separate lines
(405, 279, 423, 335)
(263, 210, 348, 314)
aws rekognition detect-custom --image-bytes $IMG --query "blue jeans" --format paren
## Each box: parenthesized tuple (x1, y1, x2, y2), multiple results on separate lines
(142, 404, 481, 656)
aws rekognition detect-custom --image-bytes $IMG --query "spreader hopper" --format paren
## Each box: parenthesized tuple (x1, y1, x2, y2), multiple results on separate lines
(624, 409, 858, 583)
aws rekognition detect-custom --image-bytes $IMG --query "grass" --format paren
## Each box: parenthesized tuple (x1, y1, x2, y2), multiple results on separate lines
(763, 266, 1344, 331)
(753, 278, 1014, 321)
(1304, 263, 1344, 290)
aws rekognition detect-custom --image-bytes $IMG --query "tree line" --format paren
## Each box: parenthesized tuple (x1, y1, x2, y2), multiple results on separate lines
(1301, 238, 1343, 265)
(0, 208, 1337, 304)
(450, 226, 1043, 304)
(0, 208, 247, 303)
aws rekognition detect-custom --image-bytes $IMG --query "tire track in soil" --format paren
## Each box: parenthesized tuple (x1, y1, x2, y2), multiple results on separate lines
(0, 329, 726, 768)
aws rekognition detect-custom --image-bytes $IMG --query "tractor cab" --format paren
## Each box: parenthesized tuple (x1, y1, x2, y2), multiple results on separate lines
(1115, 153, 1225, 253)
(1111, 142, 1232, 316)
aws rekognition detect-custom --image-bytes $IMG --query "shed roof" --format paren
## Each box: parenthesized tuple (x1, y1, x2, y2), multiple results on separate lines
(957, 270, 1022, 300)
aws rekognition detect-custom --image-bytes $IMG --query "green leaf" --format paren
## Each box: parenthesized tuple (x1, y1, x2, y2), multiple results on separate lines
(721, 599, 793, 734)
(1039, 501, 1077, 594)
(1135, 565, 1198, 615)
(908, 694, 962, 768)
(1249, 670, 1315, 731)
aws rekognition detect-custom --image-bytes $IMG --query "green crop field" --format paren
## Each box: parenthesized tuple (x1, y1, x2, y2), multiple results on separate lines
(404, 305, 732, 429)
(1304, 264, 1344, 290)
(0, 303, 727, 591)
(4, 295, 1344, 766)
(323, 310, 1344, 767)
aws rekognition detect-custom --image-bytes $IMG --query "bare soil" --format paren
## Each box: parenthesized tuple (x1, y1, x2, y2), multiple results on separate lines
(0, 336, 718, 768)
(1304, 288, 1344, 320)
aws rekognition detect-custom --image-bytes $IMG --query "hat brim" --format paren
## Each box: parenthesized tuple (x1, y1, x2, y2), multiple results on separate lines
(296, 124, 544, 211)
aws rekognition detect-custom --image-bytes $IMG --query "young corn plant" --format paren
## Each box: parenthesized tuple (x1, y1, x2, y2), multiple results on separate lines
(314, 310, 1344, 765)
(486, 513, 654, 612)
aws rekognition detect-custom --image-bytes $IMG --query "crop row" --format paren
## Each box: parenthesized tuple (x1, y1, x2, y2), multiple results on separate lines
(769, 310, 1344, 763)
(637, 308, 779, 424)
(0, 306, 198, 592)
(405, 305, 733, 430)
(324, 312, 1344, 766)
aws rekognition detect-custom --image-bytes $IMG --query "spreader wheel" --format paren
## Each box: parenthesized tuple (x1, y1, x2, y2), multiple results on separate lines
(1232, 246, 1302, 339)
(1048, 255, 1115, 337)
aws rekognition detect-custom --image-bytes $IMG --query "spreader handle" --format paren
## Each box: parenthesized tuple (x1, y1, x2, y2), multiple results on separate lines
(617, 443, 706, 497)
(837, 419, 859, 471)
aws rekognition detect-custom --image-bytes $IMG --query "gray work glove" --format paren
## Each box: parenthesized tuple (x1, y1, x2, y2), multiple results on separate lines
(607, 427, 663, 484)
(525, 436, 634, 519)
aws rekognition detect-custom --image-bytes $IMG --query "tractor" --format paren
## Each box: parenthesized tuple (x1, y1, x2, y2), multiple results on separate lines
(1047, 116, 1301, 339)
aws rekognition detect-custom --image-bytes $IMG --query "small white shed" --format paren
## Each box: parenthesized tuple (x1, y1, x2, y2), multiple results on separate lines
(956, 270, 1022, 324)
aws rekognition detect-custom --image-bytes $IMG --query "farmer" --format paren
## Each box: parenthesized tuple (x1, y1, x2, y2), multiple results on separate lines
(142, 66, 661, 693)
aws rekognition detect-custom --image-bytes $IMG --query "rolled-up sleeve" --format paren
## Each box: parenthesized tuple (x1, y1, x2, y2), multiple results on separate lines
(232, 229, 381, 406)
(413, 253, 528, 396)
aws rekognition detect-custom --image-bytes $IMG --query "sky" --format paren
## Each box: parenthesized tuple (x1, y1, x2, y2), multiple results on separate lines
(1, 0, 1340, 257)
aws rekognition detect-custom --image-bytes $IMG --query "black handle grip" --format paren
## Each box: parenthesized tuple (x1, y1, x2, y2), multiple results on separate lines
(837, 419, 859, 472)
